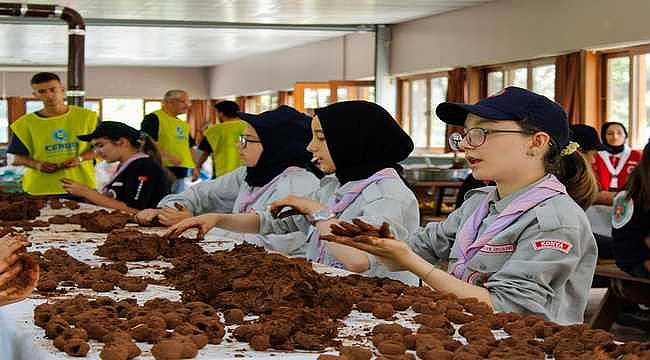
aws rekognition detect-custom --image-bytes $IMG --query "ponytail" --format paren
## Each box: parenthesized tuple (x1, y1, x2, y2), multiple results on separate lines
(137, 132, 163, 166)
(520, 120, 598, 209)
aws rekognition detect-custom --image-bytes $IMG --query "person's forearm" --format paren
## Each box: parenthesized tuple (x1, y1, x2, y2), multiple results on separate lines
(216, 213, 261, 233)
(406, 251, 493, 307)
(11, 154, 38, 169)
(196, 152, 209, 168)
(81, 190, 135, 214)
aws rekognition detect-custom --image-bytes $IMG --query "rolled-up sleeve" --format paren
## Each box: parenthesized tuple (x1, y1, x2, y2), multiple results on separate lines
(408, 209, 461, 266)
(158, 167, 245, 214)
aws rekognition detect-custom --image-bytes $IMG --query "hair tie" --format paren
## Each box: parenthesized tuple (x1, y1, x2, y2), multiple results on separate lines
(560, 141, 579, 157)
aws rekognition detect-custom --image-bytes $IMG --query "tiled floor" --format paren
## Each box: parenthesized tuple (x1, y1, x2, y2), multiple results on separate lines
(586, 288, 650, 341)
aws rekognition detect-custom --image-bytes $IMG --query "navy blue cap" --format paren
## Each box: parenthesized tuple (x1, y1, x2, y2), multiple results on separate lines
(570, 124, 607, 151)
(436, 86, 570, 147)
(237, 105, 310, 131)
(78, 121, 140, 142)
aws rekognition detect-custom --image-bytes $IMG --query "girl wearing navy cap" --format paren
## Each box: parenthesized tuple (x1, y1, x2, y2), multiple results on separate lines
(166, 101, 420, 284)
(593, 122, 642, 203)
(61, 121, 171, 212)
(325, 87, 599, 324)
(136, 106, 320, 257)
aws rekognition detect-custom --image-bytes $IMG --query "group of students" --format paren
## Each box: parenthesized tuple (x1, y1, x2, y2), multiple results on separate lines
(2, 72, 649, 327)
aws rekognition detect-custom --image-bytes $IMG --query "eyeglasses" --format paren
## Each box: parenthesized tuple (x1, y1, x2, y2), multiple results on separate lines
(448, 127, 531, 151)
(239, 134, 262, 149)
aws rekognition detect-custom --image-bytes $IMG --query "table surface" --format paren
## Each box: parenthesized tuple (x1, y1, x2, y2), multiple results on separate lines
(0, 203, 513, 360)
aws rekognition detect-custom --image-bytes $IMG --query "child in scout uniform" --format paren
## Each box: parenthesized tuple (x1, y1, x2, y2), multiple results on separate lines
(140, 89, 195, 194)
(135, 106, 319, 257)
(165, 101, 420, 285)
(326, 88, 600, 324)
(592, 122, 642, 205)
(8, 72, 97, 196)
(61, 122, 172, 212)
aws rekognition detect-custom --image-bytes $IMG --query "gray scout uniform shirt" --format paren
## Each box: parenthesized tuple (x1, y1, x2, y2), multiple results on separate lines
(157, 166, 319, 256)
(409, 175, 598, 325)
(258, 174, 420, 285)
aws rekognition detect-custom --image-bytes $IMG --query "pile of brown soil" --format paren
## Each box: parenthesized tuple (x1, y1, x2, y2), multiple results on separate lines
(0, 193, 44, 221)
(95, 229, 205, 261)
(47, 209, 134, 233)
(34, 295, 223, 359)
(29, 248, 154, 294)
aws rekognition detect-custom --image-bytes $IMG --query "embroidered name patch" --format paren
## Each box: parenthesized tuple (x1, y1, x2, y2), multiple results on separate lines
(479, 244, 515, 253)
(532, 239, 572, 254)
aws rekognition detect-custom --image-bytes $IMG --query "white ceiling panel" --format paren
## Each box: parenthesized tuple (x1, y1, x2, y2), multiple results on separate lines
(0, 1, 493, 66)
(0, 24, 345, 66)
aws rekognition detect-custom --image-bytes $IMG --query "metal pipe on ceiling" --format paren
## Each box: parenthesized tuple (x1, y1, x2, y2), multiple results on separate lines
(0, 16, 375, 32)
(0, 3, 85, 106)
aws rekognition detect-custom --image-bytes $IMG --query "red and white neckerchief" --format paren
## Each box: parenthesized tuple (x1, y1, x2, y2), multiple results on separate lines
(597, 145, 631, 190)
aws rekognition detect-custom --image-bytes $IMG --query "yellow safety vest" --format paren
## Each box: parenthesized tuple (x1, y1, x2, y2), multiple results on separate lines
(203, 119, 246, 177)
(153, 109, 195, 168)
(10, 106, 98, 195)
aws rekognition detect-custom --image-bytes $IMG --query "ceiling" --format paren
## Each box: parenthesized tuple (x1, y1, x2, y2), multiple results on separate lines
(0, 0, 493, 66)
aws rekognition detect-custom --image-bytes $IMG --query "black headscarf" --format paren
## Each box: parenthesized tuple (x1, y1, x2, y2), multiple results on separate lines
(238, 106, 313, 187)
(314, 101, 414, 185)
(601, 121, 628, 154)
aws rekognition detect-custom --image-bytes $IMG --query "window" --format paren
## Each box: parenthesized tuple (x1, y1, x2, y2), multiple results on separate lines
(0, 99, 7, 143)
(399, 73, 449, 149)
(101, 99, 144, 129)
(144, 100, 161, 115)
(26, 99, 102, 117)
(603, 50, 650, 147)
(304, 88, 330, 113)
(485, 59, 556, 99)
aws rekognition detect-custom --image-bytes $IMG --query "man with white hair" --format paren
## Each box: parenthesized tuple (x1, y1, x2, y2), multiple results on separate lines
(141, 89, 196, 193)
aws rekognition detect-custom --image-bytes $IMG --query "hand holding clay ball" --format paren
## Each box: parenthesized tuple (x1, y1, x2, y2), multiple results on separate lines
(0, 234, 39, 306)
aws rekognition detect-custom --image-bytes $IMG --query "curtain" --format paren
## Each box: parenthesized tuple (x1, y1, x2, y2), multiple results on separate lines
(444, 68, 466, 152)
(555, 52, 582, 125)
(7, 97, 26, 141)
(187, 100, 208, 142)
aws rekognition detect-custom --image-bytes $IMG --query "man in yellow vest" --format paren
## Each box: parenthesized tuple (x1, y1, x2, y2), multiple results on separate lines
(193, 100, 246, 180)
(8, 72, 97, 196)
(140, 89, 195, 193)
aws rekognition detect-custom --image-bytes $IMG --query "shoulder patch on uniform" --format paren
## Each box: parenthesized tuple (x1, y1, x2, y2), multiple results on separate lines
(532, 239, 573, 254)
(612, 192, 634, 229)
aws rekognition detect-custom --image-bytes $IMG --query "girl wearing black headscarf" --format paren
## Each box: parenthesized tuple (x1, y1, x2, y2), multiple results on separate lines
(136, 106, 320, 256)
(593, 122, 642, 200)
(167, 101, 420, 285)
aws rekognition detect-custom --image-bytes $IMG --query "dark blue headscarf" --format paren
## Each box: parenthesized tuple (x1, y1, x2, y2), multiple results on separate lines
(238, 106, 314, 187)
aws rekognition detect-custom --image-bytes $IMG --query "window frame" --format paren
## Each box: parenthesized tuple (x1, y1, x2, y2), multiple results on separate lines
(481, 57, 556, 98)
(397, 71, 450, 153)
(600, 44, 650, 147)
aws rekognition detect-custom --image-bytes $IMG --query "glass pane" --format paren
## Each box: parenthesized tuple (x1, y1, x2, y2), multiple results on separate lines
(401, 81, 410, 136)
(303, 88, 330, 112)
(532, 64, 556, 100)
(102, 99, 144, 129)
(640, 54, 650, 146)
(487, 71, 504, 96)
(337, 87, 349, 102)
(271, 94, 278, 109)
(429, 77, 448, 148)
(144, 101, 161, 114)
(507, 68, 527, 88)
(607, 57, 631, 128)
(259, 95, 272, 113)
(0, 100, 7, 143)
(84, 101, 101, 117)
(411, 79, 428, 147)
(25, 100, 42, 114)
